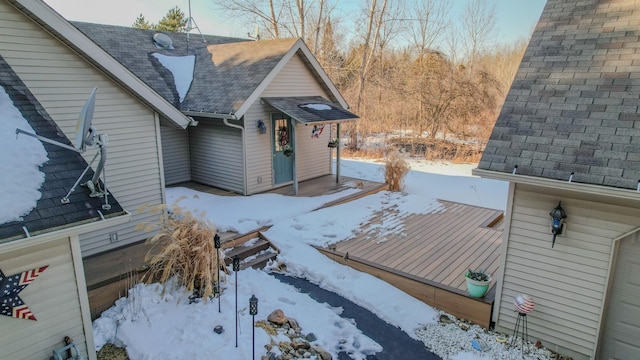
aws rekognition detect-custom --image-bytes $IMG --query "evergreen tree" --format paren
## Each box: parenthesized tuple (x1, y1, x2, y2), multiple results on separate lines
(155, 6, 188, 33)
(132, 13, 153, 29)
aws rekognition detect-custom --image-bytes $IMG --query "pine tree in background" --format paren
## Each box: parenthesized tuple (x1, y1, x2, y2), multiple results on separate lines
(155, 6, 188, 33)
(132, 13, 152, 29)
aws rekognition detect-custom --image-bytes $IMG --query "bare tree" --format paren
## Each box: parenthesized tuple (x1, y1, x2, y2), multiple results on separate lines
(461, 0, 497, 69)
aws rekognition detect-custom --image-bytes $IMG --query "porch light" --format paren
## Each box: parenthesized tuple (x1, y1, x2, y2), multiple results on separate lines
(549, 202, 567, 248)
(257, 120, 267, 134)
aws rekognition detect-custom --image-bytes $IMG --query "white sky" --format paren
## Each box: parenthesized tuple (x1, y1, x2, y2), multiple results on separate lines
(0, 85, 48, 225)
(92, 160, 547, 360)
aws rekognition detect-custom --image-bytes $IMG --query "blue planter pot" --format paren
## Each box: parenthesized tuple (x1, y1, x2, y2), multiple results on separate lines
(465, 276, 491, 298)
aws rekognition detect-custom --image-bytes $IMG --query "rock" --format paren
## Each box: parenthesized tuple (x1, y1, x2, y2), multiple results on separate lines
(213, 325, 224, 334)
(292, 338, 310, 350)
(312, 346, 332, 360)
(287, 328, 296, 336)
(458, 322, 470, 331)
(305, 333, 317, 342)
(268, 309, 288, 325)
(287, 317, 300, 330)
(303, 351, 312, 358)
(439, 314, 454, 324)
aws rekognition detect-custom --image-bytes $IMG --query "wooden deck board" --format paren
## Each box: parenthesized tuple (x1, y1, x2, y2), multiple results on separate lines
(334, 201, 503, 292)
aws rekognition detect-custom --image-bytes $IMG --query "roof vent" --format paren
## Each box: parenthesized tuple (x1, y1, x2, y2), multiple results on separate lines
(153, 32, 174, 49)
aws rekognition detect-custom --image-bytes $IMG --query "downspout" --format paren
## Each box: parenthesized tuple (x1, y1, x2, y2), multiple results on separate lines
(154, 112, 167, 204)
(223, 118, 248, 195)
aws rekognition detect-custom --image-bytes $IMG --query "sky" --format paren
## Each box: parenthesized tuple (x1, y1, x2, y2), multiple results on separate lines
(42, 0, 547, 46)
(91, 159, 555, 359)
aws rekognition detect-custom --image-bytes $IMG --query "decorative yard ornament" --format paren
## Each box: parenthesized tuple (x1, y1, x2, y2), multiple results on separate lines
(0, 265, 48, 320)
(549, 201, 567, 248)
(511, 294, 534, 354)
(513, 294, 535, 314)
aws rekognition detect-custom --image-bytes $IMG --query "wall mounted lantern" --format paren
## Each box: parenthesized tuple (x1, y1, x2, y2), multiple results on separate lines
(549, 201, 567, 248)
(257, 120, 267, 134)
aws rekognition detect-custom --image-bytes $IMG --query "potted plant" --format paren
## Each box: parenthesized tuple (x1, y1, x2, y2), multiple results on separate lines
(465, 268, 491, 298)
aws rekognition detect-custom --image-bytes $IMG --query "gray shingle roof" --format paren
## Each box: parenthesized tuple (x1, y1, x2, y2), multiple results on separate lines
(71, 22, 297, 115)
(0, 55, 125, 241)
(263, 96, 359, 124)
(477, 0, 640, 190)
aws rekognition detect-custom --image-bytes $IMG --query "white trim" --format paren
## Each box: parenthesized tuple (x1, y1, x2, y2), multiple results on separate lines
(472, 168, 640, 202)
(491, 181, 515, 323)
(70, 234, 97, 360)
(10, 0, 192, 129)
(155, 112, 167, 203)
(0, 212, 131, 252)
(235, 38, 352, 118)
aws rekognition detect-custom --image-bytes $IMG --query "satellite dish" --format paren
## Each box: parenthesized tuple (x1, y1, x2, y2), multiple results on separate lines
(74, 87, 96, 152)
(16, 87, 111, 210)
(153, 32, 174, 49)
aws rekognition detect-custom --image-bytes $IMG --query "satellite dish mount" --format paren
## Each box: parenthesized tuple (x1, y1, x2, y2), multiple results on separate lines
(16, 87, 111, 210)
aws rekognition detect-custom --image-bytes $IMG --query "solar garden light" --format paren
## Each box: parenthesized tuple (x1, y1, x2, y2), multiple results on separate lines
(549, 202, 567, 248)
(214, 233, 221, 312)
(249, 295, 258, 360)
(233, 255, 240, 348)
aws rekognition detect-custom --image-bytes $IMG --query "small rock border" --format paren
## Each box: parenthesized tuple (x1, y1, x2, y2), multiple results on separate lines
(259, 309, 332, 360)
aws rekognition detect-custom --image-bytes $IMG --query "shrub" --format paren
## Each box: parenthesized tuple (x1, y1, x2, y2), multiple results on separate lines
(384, 149, 410, 192)
(138, 202, 226, 299)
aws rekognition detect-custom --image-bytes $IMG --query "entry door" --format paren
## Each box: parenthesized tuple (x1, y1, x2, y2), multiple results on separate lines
(599, 233, 640, 359)
(272, 113, 293, 184)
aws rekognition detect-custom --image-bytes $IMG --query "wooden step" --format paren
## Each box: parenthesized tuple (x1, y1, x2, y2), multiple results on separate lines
(223, 238, 270, 265)
(240, 251, 278, 270)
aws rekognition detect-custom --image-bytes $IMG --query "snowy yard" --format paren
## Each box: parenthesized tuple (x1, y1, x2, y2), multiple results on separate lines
(93, 159, 557, 360)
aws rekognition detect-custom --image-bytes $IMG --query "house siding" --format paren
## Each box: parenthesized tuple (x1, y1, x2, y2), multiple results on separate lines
(161, 125, 191, 185)
(189, 120, 244, 193)
(0, 2, 163, 256)
(243, 52, 332, 194)
(496, 183, 640, 359)
(0, 237, 89, 360)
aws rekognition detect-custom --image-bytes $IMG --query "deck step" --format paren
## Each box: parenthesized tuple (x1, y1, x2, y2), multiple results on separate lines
(223, 238, 270, 265)
(240, 251, 278, 270)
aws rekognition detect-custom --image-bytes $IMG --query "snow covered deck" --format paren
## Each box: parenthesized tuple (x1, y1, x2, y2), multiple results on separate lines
(316, 200, 503, 328)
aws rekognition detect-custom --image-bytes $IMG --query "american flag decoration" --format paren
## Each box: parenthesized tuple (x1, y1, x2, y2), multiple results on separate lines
(0, 265, 48, 321)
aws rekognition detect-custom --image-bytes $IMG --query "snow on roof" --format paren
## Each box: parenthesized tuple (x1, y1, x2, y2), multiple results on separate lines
(0, 85, 48, 224)
(301, 103, 332, 111)
(151, 53, 195, 103)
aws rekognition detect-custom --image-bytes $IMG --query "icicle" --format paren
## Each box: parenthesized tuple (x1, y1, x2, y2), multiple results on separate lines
(512, 165, 518, 175)
(22, 226, 31, 237)
(568, 172, 574, 183)
(637, 180, 640, 192)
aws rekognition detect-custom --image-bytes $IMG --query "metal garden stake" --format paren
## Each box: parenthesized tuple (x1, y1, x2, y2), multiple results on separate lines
(233, 255, 240, 348)
(214, 233, 221, 313)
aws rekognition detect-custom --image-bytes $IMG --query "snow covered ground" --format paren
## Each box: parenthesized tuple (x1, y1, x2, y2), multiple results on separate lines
(93, 159, 557, 360)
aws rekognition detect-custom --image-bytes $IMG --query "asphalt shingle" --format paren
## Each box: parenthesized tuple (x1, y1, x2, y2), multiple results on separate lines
(478, 0, 640, 190)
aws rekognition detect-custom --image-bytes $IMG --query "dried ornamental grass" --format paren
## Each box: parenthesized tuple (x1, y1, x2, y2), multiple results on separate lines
(384, 149, 410, 192)
(138, 202, 227, 299)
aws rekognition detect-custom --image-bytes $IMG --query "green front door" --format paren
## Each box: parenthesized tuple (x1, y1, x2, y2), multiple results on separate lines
(272, 113, 294, 184)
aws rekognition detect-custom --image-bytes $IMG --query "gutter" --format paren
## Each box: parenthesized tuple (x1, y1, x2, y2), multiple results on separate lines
(182, 111, 248, 195)
(472, 168, 640, 202)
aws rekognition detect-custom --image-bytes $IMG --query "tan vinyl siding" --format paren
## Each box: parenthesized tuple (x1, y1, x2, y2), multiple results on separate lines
(244, 105, 276, 194)
(261, 52, 328, 97)
(294, 122, 332, 181)
(0, 2, 163, 256)
(189, 121, 243, 193)
(0, 238, 89, 360)
(161, 125, 191, 185)
(243, 52, 332, 194)
(496, 183, 640, 359)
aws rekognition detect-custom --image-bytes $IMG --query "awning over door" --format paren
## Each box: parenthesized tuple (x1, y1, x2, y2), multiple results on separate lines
(262, 96, 359, 124)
